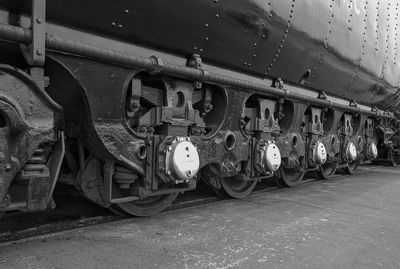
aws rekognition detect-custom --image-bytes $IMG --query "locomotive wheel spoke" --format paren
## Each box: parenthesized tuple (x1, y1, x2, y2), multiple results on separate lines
(275, 166, 306, 187)
(110, 193, 178, 217)
(344, 161, 359, 175)
(316, 162, 338, 180)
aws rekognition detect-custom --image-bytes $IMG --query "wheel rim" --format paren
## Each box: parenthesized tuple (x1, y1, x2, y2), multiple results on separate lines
(345, 161, 358, 175)
(201, 165, 257, 199)
(316, 162, 338, 180)
(110, 193, 178, 217)
(218, 176, 257, 199)
(276, 167, 306, 187)
(202, 173, 228, 199)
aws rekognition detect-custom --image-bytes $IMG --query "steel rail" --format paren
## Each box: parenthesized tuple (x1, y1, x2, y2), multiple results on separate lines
(0, 23, 393, 118)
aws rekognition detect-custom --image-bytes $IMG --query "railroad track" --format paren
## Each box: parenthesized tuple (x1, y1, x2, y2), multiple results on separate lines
(0, 166, 388, 244)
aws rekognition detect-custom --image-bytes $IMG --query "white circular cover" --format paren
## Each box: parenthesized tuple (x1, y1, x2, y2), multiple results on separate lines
(369, 142, 378, 160)
(263, 143, 281, 172)
(314, 142, 327, 165)
(346, 142, 357, 161)
(169, 141, 200, 181)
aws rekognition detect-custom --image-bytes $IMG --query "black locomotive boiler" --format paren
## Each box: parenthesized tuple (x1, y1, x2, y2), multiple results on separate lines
(0, 0, 399, 217)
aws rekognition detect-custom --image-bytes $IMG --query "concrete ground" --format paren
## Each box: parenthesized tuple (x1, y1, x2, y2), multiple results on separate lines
(1, 166, 400, 269)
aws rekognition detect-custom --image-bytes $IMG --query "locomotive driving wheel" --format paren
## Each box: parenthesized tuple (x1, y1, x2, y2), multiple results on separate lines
(110, 193, 178, 217)
(275, 166, 306, 187)
(344, 161, 359, 175)
(202, 166, 257, 199)
(217, 176, 258, 199)
(316, 161, 338, 180)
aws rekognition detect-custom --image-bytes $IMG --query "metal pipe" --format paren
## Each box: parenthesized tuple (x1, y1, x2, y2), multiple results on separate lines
(0, 23, 392, 118)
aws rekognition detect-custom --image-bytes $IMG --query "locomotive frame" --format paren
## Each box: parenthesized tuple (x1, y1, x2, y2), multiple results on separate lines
(0, 0, 399, 217)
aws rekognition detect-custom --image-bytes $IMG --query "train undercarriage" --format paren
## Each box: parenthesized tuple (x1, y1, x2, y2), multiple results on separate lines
(0, 50, 398, 217)
(1, 2, 400, 218)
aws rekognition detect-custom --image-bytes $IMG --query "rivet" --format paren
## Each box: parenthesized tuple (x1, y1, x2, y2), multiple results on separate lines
(118, 24, 123, 29)
(205, 37, 209, 41)
(215, 14, 220, 18)
(36, 17, 43, 24)
(205, 23, 209, 28)
(111, 22, 116, 27)
(0, 152, 5, 163)
(124, 9, 129, 14)
(36, 49, 43, 56)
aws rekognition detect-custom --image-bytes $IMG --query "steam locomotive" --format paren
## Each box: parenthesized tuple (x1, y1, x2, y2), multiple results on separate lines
(0, 0, 399, 218)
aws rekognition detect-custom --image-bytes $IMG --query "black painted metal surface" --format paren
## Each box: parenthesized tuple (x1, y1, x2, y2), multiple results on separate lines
(1, 0, 399, 109)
